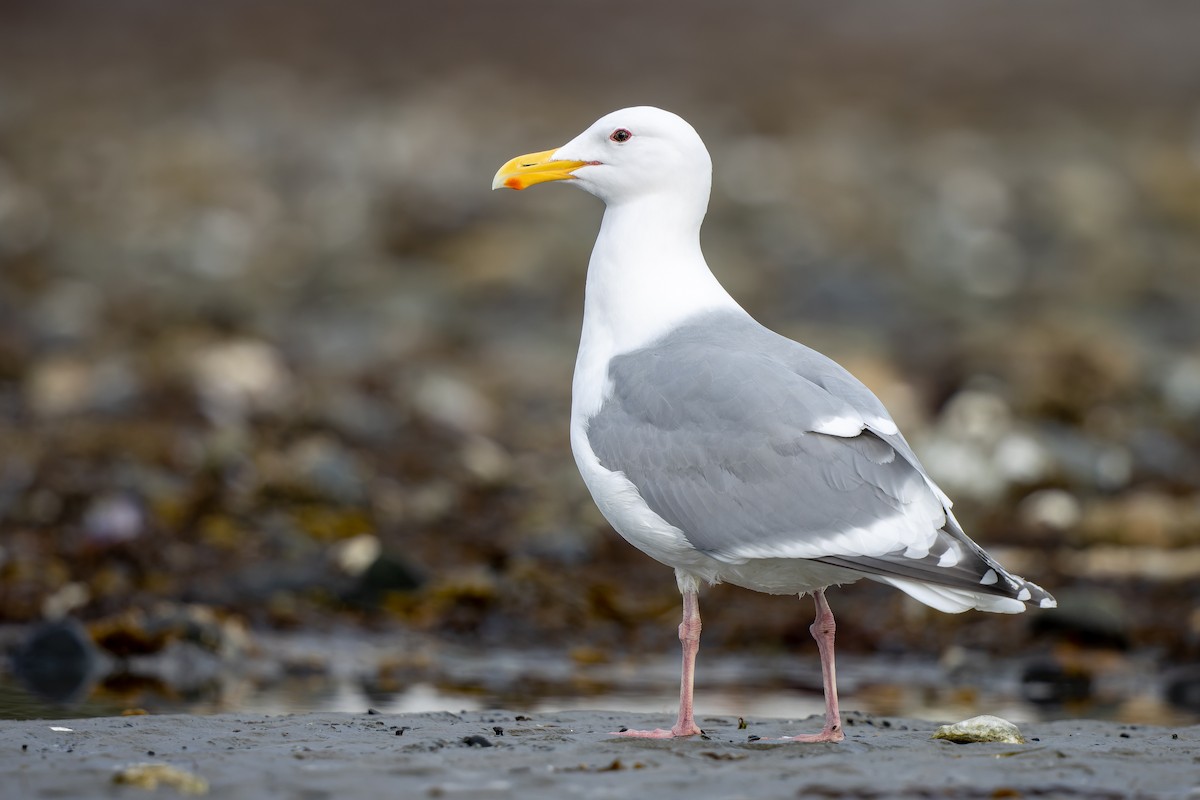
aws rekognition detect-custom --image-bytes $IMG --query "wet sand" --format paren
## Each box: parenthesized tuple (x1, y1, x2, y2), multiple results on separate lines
(3, 710, 1196, 799)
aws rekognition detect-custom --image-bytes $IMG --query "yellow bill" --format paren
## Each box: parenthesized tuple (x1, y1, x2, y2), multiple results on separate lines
(492, 148, 591, 190)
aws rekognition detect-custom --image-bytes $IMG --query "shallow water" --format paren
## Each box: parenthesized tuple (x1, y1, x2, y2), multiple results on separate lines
(2, 630, 1195, 728)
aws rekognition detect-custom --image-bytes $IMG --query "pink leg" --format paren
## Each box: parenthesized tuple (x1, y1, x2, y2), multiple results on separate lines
(780, 589, 844, 743)
(613, 589, 703, 738)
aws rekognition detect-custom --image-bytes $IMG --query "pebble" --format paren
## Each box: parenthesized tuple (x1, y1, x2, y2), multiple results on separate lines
(1163, 357, 1200, 416)
(461, 735, 493, 748)
(25, 356, 137, 418)
(189, 339, 293, 424)
(932, 715, 1025, 744)
(410, 373, 497, 435)
(112, 763, 209, 795)
(1017, 488, 1082, 531)
(82, 494, 145, 546)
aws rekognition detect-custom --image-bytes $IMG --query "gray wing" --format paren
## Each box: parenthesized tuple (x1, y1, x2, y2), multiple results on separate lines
(587, 310, 1048, 604)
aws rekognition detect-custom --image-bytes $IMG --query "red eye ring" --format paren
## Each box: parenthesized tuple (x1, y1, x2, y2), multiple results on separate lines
(610, 128, 632, 143)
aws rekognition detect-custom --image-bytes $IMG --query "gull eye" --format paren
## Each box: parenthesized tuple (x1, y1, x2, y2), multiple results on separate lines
(609, 128, 632, 143)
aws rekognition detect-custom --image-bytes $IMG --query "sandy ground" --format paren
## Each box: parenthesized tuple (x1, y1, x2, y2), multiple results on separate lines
(2, 710, 1196, 799)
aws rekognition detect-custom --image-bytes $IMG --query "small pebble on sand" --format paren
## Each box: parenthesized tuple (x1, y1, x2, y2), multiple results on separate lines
(932, 715, 1025, 744)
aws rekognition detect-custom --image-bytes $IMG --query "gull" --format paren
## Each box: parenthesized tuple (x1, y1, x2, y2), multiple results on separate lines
(493, 106, 1054, 741)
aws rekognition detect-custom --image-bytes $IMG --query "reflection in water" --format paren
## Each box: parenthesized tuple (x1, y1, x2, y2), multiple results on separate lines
(1164, 666, 1200, 714)
(11, 621, 103, 706)
(2, 640, 1196, 728)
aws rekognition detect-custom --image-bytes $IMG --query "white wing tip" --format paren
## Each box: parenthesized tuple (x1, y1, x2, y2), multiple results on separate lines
(813, 415, 867, 437)
(868, 416, 899, 436)
(813, 415, 899, 438)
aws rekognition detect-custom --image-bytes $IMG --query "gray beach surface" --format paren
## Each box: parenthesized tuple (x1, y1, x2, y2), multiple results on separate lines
(2, 710, 1196, 799)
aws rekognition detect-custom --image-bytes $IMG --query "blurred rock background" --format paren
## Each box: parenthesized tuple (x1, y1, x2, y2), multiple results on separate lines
(1, 0, 1199, 719)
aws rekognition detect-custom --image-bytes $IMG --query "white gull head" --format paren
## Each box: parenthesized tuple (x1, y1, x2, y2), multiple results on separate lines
(493, 106, 712, 213)
(552, 106, 713, 208)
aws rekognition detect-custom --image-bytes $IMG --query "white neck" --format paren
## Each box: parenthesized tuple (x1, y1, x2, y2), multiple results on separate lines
(571, 194, 743, 418)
